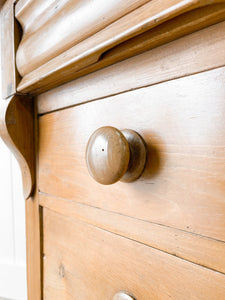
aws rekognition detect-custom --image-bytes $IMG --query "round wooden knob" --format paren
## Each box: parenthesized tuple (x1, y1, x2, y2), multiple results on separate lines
(86, 126, 146, 185)
(113, 292, 135, 300)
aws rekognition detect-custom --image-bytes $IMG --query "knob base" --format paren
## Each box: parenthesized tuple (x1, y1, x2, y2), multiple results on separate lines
(121, 129, 147, 183)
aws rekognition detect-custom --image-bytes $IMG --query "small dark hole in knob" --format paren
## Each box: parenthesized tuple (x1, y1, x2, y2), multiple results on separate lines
(102, 149, 104, 151)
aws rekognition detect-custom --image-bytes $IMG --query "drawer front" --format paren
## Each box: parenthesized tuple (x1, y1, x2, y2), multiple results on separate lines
(43, 208, 225, 300)
(39, 66, 225, 242)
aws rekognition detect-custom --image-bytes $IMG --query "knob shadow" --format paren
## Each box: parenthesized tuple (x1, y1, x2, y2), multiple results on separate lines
(139, 132, 165, 181)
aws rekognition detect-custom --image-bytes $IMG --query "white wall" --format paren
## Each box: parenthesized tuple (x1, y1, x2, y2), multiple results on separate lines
(0, 140, 27, 300)
(0, 9, 27, 299)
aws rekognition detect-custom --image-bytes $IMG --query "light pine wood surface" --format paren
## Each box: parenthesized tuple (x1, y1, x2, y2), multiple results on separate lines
(37, 20, 225, 114)
(16, 0, 225, 94)
(15, 0, 149, 76)
(38, 67, 225, 243)
(25, 102, 42, 300)
(25, 197, 42, 300)
(39, 192, 225, 275)
(43, 208, 225, 300)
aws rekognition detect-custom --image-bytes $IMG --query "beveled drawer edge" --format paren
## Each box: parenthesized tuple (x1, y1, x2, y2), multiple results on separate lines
(39, 192, 225, 275)
(37, 21, 225, 115)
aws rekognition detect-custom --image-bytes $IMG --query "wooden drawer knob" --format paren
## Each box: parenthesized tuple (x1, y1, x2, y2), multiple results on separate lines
(86, 126, 146, 185)
(113, 292, 135, 300)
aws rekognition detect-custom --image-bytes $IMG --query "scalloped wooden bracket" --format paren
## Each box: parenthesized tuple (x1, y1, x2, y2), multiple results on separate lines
(0, 95, 35, 199)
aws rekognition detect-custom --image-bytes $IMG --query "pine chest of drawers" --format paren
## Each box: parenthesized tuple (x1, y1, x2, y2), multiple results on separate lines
(1, 0, 225, 299)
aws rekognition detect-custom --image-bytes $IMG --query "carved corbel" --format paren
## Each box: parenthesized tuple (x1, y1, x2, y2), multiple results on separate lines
(0, 0, 35, 199)
(0, 95, 35, 199)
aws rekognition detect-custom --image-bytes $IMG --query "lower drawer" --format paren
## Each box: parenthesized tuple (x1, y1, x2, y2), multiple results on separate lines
(43, 208, 225, 300)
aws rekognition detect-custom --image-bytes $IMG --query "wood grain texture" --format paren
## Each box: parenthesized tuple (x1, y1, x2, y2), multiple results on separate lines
(43, 208, 225, 300)
(37, 20, 225, 114)
(16, 0, 225, 95)
(25, 102, 42, 300)
(26, 198, 42, 300)
(15, 0, 149, 76)
(0, 95, 35, 199)
(38, 67, 225, 242)
(1, 0, 21, 99)
(39, 192, 225, 275)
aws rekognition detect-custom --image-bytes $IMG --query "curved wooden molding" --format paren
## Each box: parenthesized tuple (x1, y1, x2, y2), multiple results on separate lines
(15, 0, 150, 77)
(15, 0, 225, 95)
(31, 3, 225, 97)
(0, 95, 35, 199)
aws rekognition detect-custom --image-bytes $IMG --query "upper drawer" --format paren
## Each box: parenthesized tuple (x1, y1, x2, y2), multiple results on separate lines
(38, 66, 225, 243)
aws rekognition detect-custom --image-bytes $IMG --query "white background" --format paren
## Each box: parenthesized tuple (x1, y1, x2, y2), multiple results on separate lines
(0, 143, 27, 300)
